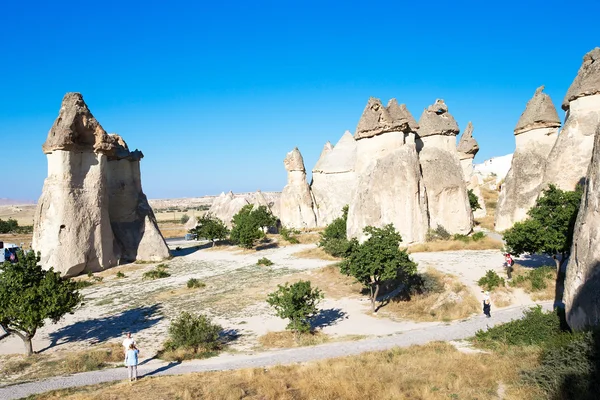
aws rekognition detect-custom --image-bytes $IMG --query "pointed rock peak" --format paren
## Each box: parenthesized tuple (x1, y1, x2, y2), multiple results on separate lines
(313, 141, 334, 173)
(563, 47, 600, 110)
(226, 191, 235, 199)
(42, 92, 119, 155)
(417, 99, 460, 137)
(387, 99, 419, 132)
(514, 86, 561, 135)
(355, 97, 395, 139)
(457, 122, 479, 157)
(284, 147, 306, 172)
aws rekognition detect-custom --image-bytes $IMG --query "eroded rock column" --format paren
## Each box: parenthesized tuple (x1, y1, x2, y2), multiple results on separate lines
(279, 148, 317, 229)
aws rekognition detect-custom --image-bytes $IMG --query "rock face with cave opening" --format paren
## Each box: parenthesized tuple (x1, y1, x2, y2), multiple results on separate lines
(495, 86, 560, 232)
(33, 93, 169, 276)
(417, 99, 472, 234)
(346, 98, 429, 243)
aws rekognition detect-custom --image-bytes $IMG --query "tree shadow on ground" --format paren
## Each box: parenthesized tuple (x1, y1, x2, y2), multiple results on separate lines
(255, 240, 279, 251)
(170, 243, 210, 257)
(220, 328, 241, 345)
(516, 254, 555, 268)
(43, 304, 163, 352)
(311, 308, 347, 329)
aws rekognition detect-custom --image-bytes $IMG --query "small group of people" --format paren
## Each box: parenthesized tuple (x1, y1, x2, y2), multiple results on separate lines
(122, 332, 139, 381)
(482, 252, 516, 318)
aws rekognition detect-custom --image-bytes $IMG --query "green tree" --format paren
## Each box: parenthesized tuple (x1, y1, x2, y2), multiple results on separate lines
(191, 213, 229, 246)
(503, 184, 583, 271)
(0, 218, 19, 234)
(229, 205, 277, 249)
(0, 251, 83, 355)
(341, 224, 417, 312)
(318, 205, 352, 257)
(167, 312, 222, 353)
(266, 280, 323, 334)
(468, 189, 481, 212)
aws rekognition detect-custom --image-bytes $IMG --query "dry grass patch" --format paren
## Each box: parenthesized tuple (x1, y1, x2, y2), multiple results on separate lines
(509, 265, 556, 301)
(305, 264, 362, 299)
(258, 331, 330, 349)
(381, 270, 480, 322)
(408, 236, 503, 253)
(0, 232, 33, 247)
(30, 342, 543, 400)
(292, 246, 340, 261)
(490, 287, 513, 308)
(475, 215, 496, 231)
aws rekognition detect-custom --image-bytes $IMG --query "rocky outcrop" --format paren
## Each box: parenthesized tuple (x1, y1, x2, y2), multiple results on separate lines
(457, 122, 486, 219)
(311, 131, 357, 226)
(207, 191, 249, 227)
(33, 93, 169, 276)
(495, 87, 560, 232)
(565, 126, 600, 331)
(347, 98, 428, 243)
(279, 148, 317, 229)
(542, 49, 600, 191)
(417, 100, 472, 234)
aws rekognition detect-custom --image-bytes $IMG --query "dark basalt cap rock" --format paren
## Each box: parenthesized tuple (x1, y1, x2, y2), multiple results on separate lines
(417, 99, 460, 137)
(354, 97, 395, 139)
(42, 92, 119, 155)
(514, 86, 561, 135)
(108, 134, 144, 161)
(387, 99, 419, 133)
(457, 121, 479, 157)
(563, 48, 600, 110)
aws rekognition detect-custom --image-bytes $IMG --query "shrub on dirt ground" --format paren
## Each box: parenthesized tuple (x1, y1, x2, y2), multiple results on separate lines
(522, 331, 600, 399)
(191, 213, 229, 246)
(468, 189, 482, 212)
(474, 306, 567, 348)
(510, 266, 555, 292)
(230, 205, 277, 248)
(425, 225, 452, 242)
(341, 224, 417, 312)
(180, 214, 190, 224)
(187, 278, 206, 289)
(257, 257, 273, 266)
(477, 269, 505, 291)
(166, 312, 222, 354)
(115, 271, 126, 278)
(143, 264, 170, 280)
(280, 226, 300, 244)
(472, 231, 486, 241)
(318, 205, 352, 258)
(266, 280, 323, 334)
(0, 218, 19, 233)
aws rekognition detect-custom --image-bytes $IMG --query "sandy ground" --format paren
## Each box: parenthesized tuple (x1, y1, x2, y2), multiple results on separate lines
(0, 242, 551, 362)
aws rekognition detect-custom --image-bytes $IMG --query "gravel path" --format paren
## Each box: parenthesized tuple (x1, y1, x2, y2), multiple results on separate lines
(1, 301, 552, 400)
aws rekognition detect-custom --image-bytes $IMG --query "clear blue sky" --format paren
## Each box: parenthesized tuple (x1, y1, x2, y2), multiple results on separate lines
(1, 0, 598, 201)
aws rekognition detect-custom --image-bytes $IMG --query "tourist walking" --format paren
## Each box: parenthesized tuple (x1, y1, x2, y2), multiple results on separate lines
(483, 291, 491, 318)
(122, 332, 136, 355)
(504, 253, 514, 280)
(124, 343, 139, 381)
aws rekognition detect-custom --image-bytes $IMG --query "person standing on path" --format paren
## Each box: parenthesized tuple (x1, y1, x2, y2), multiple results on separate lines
(122, 332, 136, 355)
(124, 343, 139, 381)
(504, 253, 514, 280)
(483, 291, 491, 318)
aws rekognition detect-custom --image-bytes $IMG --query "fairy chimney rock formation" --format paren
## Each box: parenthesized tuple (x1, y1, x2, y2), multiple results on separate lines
(279, 148, 317, 229)
(457, 122, 486, 218)
(565, 126, 600, 331)
(313, 142, 334, 173)
(495, 86, 560, 232)
(543, 48, 600, 192)
(347, 98, 428, 243)
(33, 93, 169, 276)
(417, 100, 472, 234)
(311, 131, 357, 226)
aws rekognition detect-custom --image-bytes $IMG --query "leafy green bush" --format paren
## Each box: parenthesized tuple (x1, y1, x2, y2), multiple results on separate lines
(280, 226, 300, 244)
(116, 271, 126, 278)
(191, 213, 229, 246)
(477, 270, 505, 291)
(0, 218, 19, 234)
(187, 278, 206, 289)
(74, 280, 94, 289)
(510, 266, 555, 291)
(472, 232, 486, 241)
(318, 206, 352, 257)
(468, 189, 481, 211)
(180, 214, 190, 224)
(452, 234, 470, 243)
(425, 225, 452, 242)
(167, 312, 222, 353)
(257, 257, 274, 266)
(522, 331, 599, 399)
(266, 280, 323, 334)
(474, 306, 566, 348)
(143, 264, 170, 280)
(230, 205, 276, 248)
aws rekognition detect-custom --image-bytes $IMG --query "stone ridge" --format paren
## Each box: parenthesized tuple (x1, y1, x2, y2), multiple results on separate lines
(387, 99, 419, 133)
(42, 92, 119, 155)
(313, 141, 334, 172)
(456, 121, 479, 156)
(514, 86, 561, 135)
(563, 47, 600, 110)
(284, 147, 306, 172)
(417, 99, 460, 137)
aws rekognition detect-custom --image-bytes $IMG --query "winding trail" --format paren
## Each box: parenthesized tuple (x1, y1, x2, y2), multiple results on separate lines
(1, 302, 552, 400)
